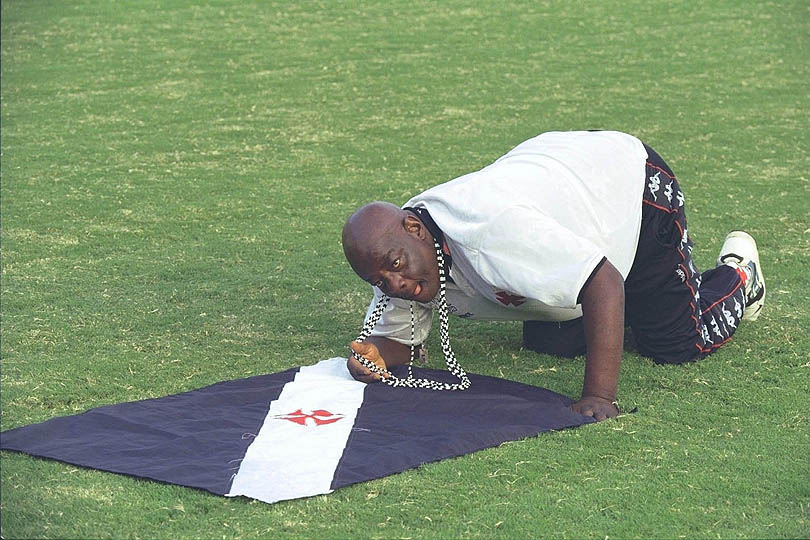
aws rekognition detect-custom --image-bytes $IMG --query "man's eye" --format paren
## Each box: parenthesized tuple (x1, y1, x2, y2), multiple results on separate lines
(392, 258, 401, 269)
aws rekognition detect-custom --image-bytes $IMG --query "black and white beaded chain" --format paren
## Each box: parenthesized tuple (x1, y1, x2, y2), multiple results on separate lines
(351, 239, 471, 391)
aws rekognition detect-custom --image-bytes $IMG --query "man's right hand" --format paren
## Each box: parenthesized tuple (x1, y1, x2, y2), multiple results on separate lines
(348, 341, 390, 383)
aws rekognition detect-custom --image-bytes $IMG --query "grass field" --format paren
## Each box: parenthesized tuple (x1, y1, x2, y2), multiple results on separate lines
(2, 0, 808, 538)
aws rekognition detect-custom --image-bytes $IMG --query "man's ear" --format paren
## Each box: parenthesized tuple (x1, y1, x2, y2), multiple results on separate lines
(403, 214, 426, 239)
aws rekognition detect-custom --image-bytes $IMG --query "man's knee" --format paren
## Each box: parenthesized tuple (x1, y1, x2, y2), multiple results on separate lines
(522, 319, 587, 358)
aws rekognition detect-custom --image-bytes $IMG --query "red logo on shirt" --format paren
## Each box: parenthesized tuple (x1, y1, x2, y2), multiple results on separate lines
(274, 409, 344, 426)
(495, 291, 526, 306)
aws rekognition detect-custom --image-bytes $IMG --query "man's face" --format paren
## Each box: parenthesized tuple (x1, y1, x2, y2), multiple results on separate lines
(348, 215, 440, 303)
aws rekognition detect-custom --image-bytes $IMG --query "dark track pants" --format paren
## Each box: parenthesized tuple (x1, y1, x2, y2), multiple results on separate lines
(523, 144, 746, 364)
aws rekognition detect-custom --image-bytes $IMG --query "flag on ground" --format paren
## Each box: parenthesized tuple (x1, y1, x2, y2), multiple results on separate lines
(0, 358, 594, 504)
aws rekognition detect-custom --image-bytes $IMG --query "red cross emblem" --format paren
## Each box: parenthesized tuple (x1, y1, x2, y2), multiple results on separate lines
(495, 291, 526, 306)
(273, 409, 344, 426)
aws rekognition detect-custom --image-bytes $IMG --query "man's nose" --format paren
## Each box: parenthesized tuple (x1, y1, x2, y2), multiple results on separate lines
(384, 273, 408, 293)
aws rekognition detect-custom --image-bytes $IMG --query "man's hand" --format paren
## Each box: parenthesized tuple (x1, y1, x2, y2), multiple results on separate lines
(569, 396, 619, 421)
(348, 341, 389, 383)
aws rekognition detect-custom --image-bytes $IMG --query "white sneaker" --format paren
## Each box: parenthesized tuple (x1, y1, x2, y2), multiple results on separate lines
(717, 231, 765, 321)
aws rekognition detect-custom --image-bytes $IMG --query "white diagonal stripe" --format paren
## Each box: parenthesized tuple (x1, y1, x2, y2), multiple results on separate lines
(226, 357, 365, 503)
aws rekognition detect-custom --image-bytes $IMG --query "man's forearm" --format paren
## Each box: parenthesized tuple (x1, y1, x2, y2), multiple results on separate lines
(580, 260, 625, 401)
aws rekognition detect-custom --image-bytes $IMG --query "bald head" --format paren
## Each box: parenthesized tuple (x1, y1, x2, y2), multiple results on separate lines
(342, 201, 405, 274)
(341, 201, 440, 301)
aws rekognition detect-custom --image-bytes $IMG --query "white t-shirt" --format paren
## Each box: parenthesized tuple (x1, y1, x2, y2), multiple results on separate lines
(366, 130, 649, 345)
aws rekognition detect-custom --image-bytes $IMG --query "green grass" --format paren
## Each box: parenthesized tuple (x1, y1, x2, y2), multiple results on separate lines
(2, 0, 809, 537)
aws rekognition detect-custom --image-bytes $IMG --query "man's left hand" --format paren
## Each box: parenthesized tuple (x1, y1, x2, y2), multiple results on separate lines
(569, 396, 619, 421)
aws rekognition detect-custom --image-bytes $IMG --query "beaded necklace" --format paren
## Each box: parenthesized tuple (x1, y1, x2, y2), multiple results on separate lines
(351, 239, 471, 390)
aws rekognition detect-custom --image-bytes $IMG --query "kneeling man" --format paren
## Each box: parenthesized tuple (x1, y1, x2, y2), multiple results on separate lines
(342, 130, 765, 421)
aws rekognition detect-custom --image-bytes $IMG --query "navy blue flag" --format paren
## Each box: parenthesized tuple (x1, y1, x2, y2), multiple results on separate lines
(0, 358, 593, 504)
